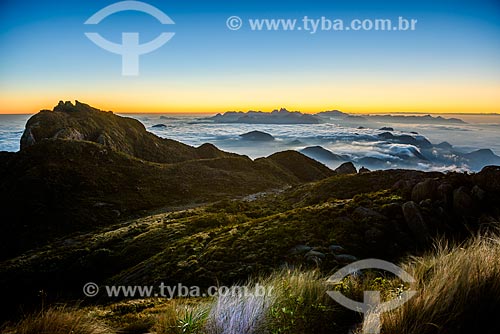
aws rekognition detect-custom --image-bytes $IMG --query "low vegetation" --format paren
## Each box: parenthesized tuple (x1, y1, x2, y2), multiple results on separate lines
(4, 235, 499, 333)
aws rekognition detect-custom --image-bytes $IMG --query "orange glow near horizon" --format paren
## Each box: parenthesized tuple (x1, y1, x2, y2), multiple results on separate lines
(1, 79, 499, 115)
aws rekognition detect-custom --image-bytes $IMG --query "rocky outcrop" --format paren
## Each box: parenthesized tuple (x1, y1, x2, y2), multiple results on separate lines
(335, 162, 357, 174)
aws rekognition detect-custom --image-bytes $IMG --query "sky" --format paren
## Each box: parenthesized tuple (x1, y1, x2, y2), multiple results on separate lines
(0, 0, 499, 114)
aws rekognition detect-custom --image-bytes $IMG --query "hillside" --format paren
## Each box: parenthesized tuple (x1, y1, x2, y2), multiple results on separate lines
(0, 102, 334, 258)
(2, 165, 500, 322)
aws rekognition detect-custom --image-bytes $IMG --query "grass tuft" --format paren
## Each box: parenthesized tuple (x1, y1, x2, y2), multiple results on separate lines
(5, 306, 114, 334)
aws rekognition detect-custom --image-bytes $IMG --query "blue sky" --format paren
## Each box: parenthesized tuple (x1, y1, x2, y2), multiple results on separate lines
(1, 0, 499, 113)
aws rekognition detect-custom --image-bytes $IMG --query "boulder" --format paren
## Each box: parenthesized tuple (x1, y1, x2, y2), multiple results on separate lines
(329, 245, 346, 253)
(305, 250, 326, 265)
(305, 250, 326, 259)
(365, 227, 384, 244)
(453, 187, 474, 213)
(335, 254, 358, 264)
(411, 179, 438, 202)
(475, 166, 500, 191)
(402, 201, 430, 243)
(353, 206, 386, 220)
(471, 185, 486, 201)
(289, 245, 312, 255)
(437, 183, 454, 205)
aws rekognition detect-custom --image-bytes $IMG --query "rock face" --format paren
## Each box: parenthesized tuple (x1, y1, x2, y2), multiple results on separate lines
(335, 162, 357, 174)
(402, 201, 430, 243)
(239, 130, 275, 141)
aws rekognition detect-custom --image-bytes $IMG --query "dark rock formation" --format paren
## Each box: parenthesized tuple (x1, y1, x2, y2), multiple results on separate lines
(335, 162, 357, 174)
(402, 201, 430, 243)
(359, 166, 371, 174)
(411, 179, 439, 202)
(453, 187, 474, 213)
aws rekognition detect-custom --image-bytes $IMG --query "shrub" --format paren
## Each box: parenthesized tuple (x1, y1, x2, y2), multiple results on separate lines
(153, 300, 209, 334)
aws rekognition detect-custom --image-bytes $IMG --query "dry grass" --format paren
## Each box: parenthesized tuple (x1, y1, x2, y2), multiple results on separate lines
(362, 235, 500, 334)
(4, 306, 114, 334)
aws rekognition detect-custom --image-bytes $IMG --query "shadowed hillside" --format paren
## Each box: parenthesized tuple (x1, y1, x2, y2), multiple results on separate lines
(0, 102, 334, 259)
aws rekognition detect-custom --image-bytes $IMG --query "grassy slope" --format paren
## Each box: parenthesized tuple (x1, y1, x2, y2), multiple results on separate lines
(2, 167, 499, 323)
(0, 139, 334, 259)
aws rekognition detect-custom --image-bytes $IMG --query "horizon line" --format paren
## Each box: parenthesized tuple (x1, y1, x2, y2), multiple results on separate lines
(1, 111, 499, 116)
